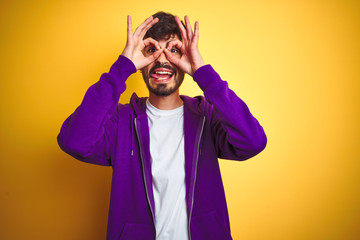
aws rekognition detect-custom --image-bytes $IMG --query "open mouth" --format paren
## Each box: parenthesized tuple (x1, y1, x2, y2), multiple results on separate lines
(150, 67, 175, 82)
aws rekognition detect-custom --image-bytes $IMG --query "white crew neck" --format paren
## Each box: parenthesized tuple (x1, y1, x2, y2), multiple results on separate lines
(146, 99, 183, 117)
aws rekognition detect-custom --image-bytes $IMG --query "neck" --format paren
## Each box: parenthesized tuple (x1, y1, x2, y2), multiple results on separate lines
(148, 90, 183, 110)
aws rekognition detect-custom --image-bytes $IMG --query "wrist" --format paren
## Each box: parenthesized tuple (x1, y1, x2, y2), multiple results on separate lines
(192, 61, 205, 75)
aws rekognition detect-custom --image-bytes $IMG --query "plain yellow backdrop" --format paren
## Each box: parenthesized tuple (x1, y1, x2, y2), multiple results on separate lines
(1, 0, 359, 239)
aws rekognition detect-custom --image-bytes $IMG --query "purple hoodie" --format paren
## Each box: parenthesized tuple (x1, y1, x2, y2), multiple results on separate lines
(57, 55, 267, 240)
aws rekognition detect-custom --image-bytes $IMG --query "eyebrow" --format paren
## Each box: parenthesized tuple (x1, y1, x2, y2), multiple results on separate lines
(144, 39, 178, 49)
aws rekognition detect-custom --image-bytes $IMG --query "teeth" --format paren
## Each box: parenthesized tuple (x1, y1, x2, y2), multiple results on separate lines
(155, 71, 172, 75)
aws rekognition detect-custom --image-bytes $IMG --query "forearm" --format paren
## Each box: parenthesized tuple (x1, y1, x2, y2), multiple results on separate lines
(57, 55, 136, 160)
(193, 65, 267, 159)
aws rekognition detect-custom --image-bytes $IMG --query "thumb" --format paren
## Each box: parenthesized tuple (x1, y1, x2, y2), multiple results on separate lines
(140, 49, 163, 68)
(164, 49, 180, 66)
(151, 48, 164, 61)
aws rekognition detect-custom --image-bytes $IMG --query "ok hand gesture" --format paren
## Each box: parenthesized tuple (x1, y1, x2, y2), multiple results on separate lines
(164, 16, 205, 76)
(121, 15, 163, 70)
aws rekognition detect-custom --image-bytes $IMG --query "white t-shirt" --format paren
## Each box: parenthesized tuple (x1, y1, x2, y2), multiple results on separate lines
(146, 99, 188, 240)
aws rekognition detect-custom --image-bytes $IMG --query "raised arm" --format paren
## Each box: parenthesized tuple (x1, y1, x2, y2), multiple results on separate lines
(164, 15, 205, 76)
(166, 15, 267, 160)
(57, 16, 161, 165)
(194, 66, 267, 160)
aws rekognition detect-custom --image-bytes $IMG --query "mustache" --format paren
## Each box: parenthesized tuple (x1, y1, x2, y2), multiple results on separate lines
(149, 63, 177, 76)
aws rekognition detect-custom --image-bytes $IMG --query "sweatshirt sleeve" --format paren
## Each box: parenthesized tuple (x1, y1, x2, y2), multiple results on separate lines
(193, 65, 267, 161)
(57, 55, 137, 166)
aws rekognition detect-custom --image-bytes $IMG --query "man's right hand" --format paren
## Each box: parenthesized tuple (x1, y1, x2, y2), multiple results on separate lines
(121, 15, 162, 70)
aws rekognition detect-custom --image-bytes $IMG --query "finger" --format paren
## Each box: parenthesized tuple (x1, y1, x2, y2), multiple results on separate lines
(127, 15, 133, 41)
(167, 40, 184, 54)
(143, 48, 163, 66)
(150, 48, 164, 61)
(134, 16, 154, 38)
(143, 37, 160, 49)
(142, 37, 160, 53)
(164, 48, 180, 65)
(193, 21, 199, 45)
(139, 17, 159, 39)
(184, 15, 193, 40)
(175, 16, 188, 43)
(134, 16, 158, 40)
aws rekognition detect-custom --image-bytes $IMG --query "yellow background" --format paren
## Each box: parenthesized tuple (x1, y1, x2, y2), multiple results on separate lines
(1, 0, 359, 239)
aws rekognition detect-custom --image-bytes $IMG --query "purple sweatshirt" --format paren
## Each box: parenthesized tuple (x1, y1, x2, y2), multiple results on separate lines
(57, 55, 267, 240)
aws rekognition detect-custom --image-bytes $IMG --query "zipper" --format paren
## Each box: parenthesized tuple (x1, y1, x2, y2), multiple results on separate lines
(134, 118, 156, 226)
(188, 116, 206, 240)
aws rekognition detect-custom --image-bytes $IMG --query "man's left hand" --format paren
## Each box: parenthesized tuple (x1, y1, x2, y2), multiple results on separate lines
(164, 16, 205, 76)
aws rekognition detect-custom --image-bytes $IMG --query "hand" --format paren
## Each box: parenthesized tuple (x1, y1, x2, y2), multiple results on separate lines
(164, 16, 205, 76)
(121, 15, 163, 70)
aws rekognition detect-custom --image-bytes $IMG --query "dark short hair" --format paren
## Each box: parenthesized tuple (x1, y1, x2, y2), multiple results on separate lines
(144, 11, 185, 41)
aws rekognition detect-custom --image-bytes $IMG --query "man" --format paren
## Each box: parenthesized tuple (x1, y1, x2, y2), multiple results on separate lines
(58, 12, 267, 240)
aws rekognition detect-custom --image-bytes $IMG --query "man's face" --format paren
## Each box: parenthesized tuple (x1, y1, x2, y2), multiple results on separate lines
(141, 35, 185, 97)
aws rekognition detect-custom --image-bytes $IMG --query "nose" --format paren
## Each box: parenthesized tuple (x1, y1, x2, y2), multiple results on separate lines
(156, 49, 169, 65)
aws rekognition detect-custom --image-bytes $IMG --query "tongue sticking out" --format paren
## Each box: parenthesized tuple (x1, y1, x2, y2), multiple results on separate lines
(151, 69, 174, 81)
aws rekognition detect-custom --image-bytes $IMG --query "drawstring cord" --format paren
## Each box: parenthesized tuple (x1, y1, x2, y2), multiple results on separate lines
(130, 111, 134, 157)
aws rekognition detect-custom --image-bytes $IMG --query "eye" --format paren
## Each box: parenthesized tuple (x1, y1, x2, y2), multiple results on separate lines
(170, 48, 179, 54)
(147, 47, 157, 54)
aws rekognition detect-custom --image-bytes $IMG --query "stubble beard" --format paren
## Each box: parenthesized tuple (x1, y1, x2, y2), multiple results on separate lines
(142, 67, 184, 97)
